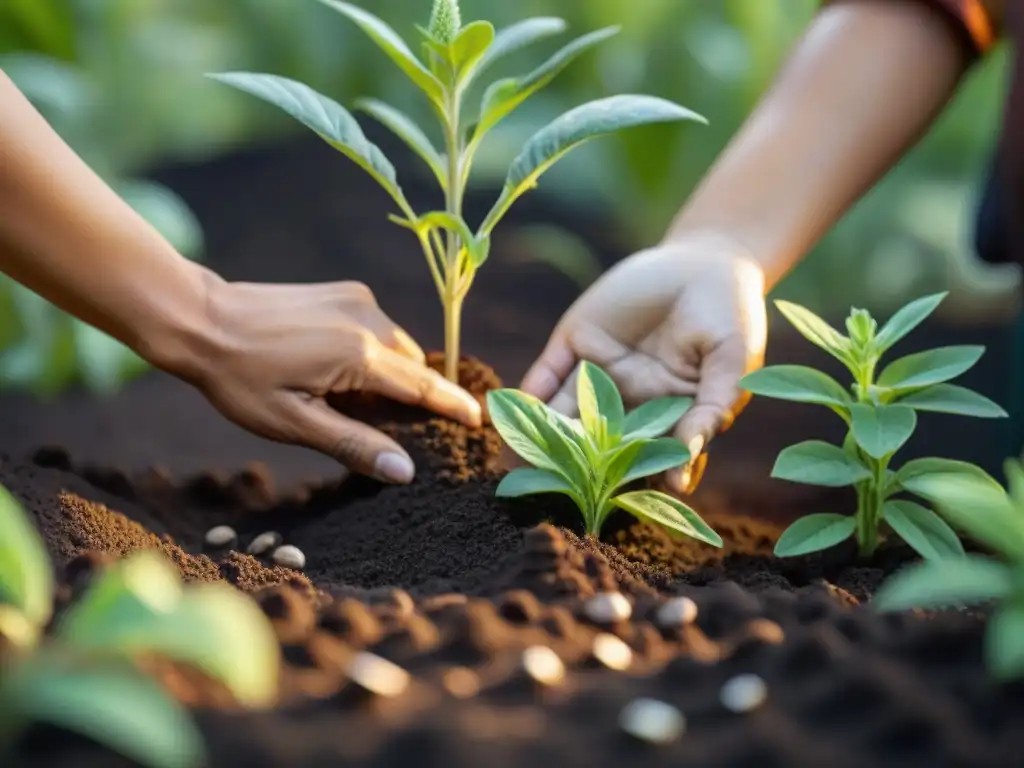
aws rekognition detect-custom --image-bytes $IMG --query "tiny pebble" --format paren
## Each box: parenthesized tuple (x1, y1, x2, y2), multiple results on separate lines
(656, 596, 698, 628)
(204, 525, 237, 549)
(619, 698, 685, 744)
(592, 633, 633, 671)
(584, 592, 632, 624)
(442, 667, 481, 698)
(272, 545, 306, 570)
(248, 531, 282, 556)
(521, 646, 565, 686)
(720, 674, 768, 713)
(347, 651, 410, 697)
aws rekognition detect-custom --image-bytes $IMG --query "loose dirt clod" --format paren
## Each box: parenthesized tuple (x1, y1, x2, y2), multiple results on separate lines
(592, 633, 633, 671)
(656, 596, 698, 628)
(619, 698, 686, 744)
(584, 593, 632, 624)
(521, 646, 565, 686)
(719, 674, 768, 713)
(204, 525, 237, 549)
(272, 545, 306, 570)
(346, 651, 410, 698)
(248, 532, 282, 556)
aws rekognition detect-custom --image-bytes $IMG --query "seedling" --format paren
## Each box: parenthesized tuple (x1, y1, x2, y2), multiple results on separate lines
(874, 458, 1024, 679)
(486, 361, 723, 546)
(206, 0, 706, 382)
(0, 484, 279, 768)
(739, 293, 1007, 560)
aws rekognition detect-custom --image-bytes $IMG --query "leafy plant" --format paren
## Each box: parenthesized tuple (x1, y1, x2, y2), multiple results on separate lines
(206, 0, 706, 382)
(739, 292, 1007, 559)
(874, 459, 1024, 679)
(0, 484, 279, 768)
(486, 361, 723, 545)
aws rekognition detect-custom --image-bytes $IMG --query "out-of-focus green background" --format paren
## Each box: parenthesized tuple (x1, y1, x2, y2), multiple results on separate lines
(0, 0, 1018, 395)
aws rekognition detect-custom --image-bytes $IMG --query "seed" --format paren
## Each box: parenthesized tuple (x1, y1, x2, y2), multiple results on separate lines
(584, 592, 632, 624)
(656, 596, 698, 628)
(720, 673, 768, 713)
(521, 646, 565, 686)
(247, 531, 282, 556)
(346, 651, 410, 698)
(204, 525, 237, 549)
(272, 545, 306, 570)
(592, 633, 633, 671)
(619, 698, 685, 744)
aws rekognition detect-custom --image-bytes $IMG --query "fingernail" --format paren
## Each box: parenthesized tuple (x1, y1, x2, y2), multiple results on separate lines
(374, 452, 415, 484)
(687, 435, 705, 460)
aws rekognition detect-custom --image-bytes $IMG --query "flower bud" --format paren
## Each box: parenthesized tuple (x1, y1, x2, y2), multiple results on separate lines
(845, 308, 877, 349)
(427, 0, 461, 44)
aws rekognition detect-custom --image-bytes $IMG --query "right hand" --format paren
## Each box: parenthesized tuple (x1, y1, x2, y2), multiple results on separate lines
(521, 234, 768, 494)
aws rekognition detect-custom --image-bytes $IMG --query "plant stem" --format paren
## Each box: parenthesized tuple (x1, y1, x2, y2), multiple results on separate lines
(443, 291, 463, 383)
(442, 90, 464, 382)
(855, 455, 887, 558)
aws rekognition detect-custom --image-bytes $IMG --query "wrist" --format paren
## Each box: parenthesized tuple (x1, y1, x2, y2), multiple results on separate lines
(659, 228, 772, 288)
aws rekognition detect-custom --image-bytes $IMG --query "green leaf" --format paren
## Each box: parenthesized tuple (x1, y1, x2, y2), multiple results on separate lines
(354, 98, 446, 188)
(2, 657, 203, 768)
(622, 397, 693, 440)
(577, 362, 624, 443)
(773, 513, 856, 556)
(613, 490, 723, 547)
(896, 457, 1002, 490)
(882, 500, 965, 561)
(774, 300, 851, 361)
(474, 17, 568, 80)
(317, 0, 444, 105)
(0, 483, 53, 631)
(618, 438, 691, 487)
(413, 210, 489, 266)
(877, 346, 985, 392)
(206, 73, 407, 211)
(772, 440, 872, 487)
(874, 292, 947, 352)
(986, 603, 1024, 680)
(894, 384, 1008, 418)
(481, 94, 705, 234)
(1005, 457, 1024, 508)
(849, 403, 916, 459)
(496, 467, 580, 501)
(449, 20, 495, 80)
(873, 556, 1012, 611)
(739, 365, 851, 408)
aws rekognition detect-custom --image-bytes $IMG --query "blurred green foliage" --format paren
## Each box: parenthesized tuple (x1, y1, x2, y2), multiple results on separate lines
(0, 0, 1016, 396)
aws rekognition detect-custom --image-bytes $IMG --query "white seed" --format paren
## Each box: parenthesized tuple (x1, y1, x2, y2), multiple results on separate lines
(347, 651, 410, 698)
(592, 633, 633, 671)
(584, 592, 632, 624)
(272, 545, 306, 570)
(521, 646, 565, 686)
(720, 674, 768, 713)
(656, 596, 698, 628)
(247, 531, 282, 556)
(204, 525, 237, 548)
(619, 698, 685, 744)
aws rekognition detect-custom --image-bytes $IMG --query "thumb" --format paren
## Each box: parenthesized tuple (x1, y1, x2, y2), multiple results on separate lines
(520, 330, 575, 402)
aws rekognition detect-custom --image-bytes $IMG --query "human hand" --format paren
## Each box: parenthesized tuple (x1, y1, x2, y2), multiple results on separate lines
(160, 274, 481, 484)
(520, 233, 767, 494)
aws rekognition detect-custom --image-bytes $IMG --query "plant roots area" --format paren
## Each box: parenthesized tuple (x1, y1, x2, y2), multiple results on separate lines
(2, 137, 1021, 766)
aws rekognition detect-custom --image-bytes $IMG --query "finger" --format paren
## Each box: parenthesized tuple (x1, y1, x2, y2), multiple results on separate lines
(520, 332, 576, 401)
(361, 343, 482, 426)
(347, 303, 426, 364)
(548, 364, 580, 417)
(387, 327, 426, 364)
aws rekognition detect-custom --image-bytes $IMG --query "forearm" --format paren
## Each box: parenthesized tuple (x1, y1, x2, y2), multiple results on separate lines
(0, 70, 216, 377)
(665, 0, 974, 289)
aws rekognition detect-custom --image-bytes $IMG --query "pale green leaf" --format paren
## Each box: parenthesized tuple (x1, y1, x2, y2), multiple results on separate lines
(896, 457, 1002, 490)
(849, 403, 916, 459)
(354, 98, 446, 188)
(613, 490, 723, 547)
(618, 438, 690, 487)
(895, 384, 1008, 418)
(0, 483, 53, 630)
(739, 365, 851, 408)
(1005, 457, 1024, 508)
(882, 500, 965, 561)
(577, 362, 624, 443)
(774, 300, 851, 361)
(449, 20, 495, 80)
(622, 397, 693, 440)
(773, 513, 856, 556)
(474, 17, 568, 79)
(772, 440, 871, 487)
(496, 467, 581, 501)
(874, 556, 1012, 611)
(877, 346, 985, 391)
(206, 73, 407, 210)
(874, 292, 947, 352)
(986, 603, 1024, 680)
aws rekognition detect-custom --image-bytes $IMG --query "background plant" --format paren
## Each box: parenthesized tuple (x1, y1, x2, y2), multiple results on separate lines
(486, 361, 723, 545)
(0, 483, 279, 768)
(874, 461, 1024, 680)
(206, 0, 706, 381)
(740, 293, 1007, 560)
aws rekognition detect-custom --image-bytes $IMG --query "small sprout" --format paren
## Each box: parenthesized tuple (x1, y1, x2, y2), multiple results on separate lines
(487, 362, 723, 544)
(204, 525, 237, 549)
(584, 592, 632, 624)
(739, 293, 1007, 560)
(247, 531, 282, 556)
(347, 651, 410, 697)
(656, 596, 698, 628)
(592, 633, 633, 670)
(720, 674, 768, 713)
(271, 545, 306, 570)
(521, 645, 565, 686)
(619, 698, 686, 744)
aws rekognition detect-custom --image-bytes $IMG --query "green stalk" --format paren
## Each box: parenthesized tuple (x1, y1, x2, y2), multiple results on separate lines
(442, 89, 464, 383)
(852, 355, 885, 557)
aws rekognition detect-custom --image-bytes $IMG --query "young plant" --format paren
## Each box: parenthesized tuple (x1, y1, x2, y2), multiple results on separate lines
(874, 459, 1024, 679)
(0, 484, 279, 768)
(739, 292, 1007, 560)
(206, 0, 706, 382)
(486, 361, 723, 546)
